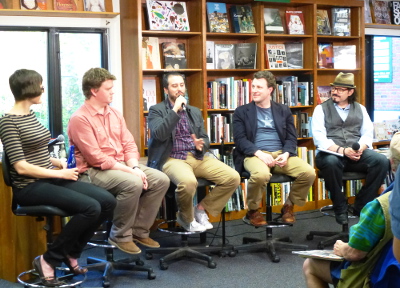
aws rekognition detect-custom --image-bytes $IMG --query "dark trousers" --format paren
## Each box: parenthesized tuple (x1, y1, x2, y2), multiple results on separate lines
(315, 149, 389, 214)
(14, 179, 116, 267)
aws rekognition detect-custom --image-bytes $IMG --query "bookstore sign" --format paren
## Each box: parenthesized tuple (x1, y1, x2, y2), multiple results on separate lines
(373, 37, 392, 83)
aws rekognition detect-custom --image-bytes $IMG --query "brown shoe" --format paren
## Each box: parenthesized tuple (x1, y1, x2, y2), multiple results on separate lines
(133, 235, 160, 248)
(245, 210, 267, 227)
(281, 204, 296, 223)
(108, 238, 141, 254)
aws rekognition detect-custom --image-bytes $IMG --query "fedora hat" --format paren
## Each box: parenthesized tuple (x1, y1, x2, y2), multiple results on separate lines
(330, 72, 356, 89)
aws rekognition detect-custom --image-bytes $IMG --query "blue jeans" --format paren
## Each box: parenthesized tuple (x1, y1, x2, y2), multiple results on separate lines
(14, 179, 116, 267)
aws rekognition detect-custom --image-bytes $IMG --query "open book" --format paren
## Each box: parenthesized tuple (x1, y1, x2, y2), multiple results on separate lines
(292, 250, 344, 261)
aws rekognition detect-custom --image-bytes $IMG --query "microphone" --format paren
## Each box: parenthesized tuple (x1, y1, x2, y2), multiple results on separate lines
(352, 142, 360, 152)
(181, 103, 186, 111)
(48, 134, 65, 146)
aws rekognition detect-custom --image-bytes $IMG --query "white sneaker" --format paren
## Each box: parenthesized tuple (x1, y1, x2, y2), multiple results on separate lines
(177, 214, 206, 232)
(194, 207, 213, 230)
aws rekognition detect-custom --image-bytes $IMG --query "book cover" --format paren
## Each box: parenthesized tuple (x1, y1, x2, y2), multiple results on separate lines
(264, 8, 284, 34)
(286, 10, 305, 35)
(331, 8, 351, 36)
(316, 9, 331, 35)
(21, 0, 47, 10)
(317, 43, 334, 69)
(207, 2, 230, 33)
(317, 86, 331, 104)
(391, 1, 400, 25)
(265, 43, 287, 69)
(146, 0, 190, 31)
(372, 0, 391, 24)
(333, 45, 356, 69)
(292, 250, 344, 261)
(143, 79, 157, 111)
(365, 0, 373, 24)
(235, 43, 257, 69)
(285, 42, 303, 69)
(84, 0, 105, 12)
(53, 0, 77, 11)
(297, 81, 309, 106)
(215, 44, 235, 69)
(142, 37, 161, 70)
(162, 42, 187, 69)
(230, 5, 256, 33)
(206, 41, 215, 69)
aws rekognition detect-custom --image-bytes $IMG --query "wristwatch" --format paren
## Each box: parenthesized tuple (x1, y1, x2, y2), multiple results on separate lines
(132, 166, 140, 170)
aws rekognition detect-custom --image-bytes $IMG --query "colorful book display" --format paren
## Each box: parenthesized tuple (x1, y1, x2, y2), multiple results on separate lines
(143, 79, 157, 111)
(286, 10, 305, 35)
(53, 0, 77, 11)
(264, 8, 284, 34)
(316, 9, 331, 35)
(230, 5, 256, 33)
(317, 43, 334, 69)
(215, 44, 235, 69)
(235, 43, 257, 69)
(146, 0, 190, 31)
(372, 0, 391, 24)
(142, 37, 161, 70)
(285, 42, 303, 69)
(207, 2, 230, 33)
(265, 43, 287, 69)
(162, 42, 187, 69)
(332, 8, 351, 36)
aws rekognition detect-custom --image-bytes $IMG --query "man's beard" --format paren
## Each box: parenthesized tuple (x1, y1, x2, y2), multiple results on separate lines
(331, 95, 339, 103)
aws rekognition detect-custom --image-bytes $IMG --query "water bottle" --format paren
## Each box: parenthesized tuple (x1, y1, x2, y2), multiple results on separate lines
(67, 145, 76, 169)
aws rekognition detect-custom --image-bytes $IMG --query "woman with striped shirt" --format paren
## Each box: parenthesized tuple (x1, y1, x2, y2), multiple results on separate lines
(0, 69, 116, 286)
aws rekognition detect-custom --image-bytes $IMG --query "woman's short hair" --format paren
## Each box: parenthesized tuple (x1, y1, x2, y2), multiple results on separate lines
(82, 68, 116, 100)
(9, 69, 43, 101)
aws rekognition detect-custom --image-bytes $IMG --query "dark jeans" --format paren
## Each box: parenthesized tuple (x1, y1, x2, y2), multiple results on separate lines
(315, 149, 389, 214)
(14, 179, 116, 268)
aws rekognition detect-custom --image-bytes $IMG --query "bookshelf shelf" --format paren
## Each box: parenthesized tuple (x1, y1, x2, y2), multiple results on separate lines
(0, 9, 119, 18)
(120, 0, 365, 222)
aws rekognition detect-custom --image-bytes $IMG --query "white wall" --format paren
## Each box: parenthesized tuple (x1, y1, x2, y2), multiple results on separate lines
(0, 2, 123, 110)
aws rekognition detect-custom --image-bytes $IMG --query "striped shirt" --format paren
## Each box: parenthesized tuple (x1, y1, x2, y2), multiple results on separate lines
(0, 111, 52, 188)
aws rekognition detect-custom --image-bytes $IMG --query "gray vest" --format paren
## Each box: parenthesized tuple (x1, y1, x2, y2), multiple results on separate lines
(321, 98, 362, 147)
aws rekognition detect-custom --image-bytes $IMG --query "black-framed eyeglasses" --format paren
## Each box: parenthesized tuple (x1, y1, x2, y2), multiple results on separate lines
(331, 87, 348, 94)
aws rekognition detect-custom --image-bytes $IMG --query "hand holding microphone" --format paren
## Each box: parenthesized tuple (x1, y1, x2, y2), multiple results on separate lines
(347, 142, 362, 161)
(173, 95, 187, 112)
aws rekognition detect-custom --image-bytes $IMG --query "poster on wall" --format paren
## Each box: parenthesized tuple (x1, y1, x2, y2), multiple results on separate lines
(373, 36, 392, 83)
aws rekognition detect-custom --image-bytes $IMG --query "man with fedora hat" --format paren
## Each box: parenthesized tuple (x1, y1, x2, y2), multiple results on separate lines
(311, 72, 389, 225)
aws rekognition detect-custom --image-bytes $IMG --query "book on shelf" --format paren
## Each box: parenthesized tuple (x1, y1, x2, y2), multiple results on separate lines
(264, 8, 284, 34)
(161, 42, 187, 69)
(142, 37, 161, 70)
(206, 2, 230, 33)
(390, 1, 400, 25)
(21, 0, 47, 10)
(53, 0, 77, 11)
(285, 42, 303, 69)
(235, 43, 257, 69)
(364, 0, 373, 24)
(372, 0, 391, 24)
(298, 74, 314, 105)
(276, 75, 298, 106)
(146, 0, 190, 31)
(215, 44, 235, 69)
(265, 43, 287, 69)
(297, 82, 309, 106)
(206, 41, 215, 69)
(143, 79, 157, 111)
(333, 45, 356, 69)
(331, 8, 351, 36)
(316, 9, 331, 35)
(285, 10, 305, 35)
(316, 86, 331, 104)
(292, 250, 344, 261)
(84, 0, 105, 12)
(317, 43, 334, 69)
(230, 4, 256, 33)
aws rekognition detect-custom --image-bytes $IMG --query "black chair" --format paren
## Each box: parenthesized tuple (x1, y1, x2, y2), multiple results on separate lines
(2, 152, 86, 287)
(86, 220, 156, 288)
(145, 178, 235, 270)
(235, 172, 308, 263)
(306, 171, 367, 249)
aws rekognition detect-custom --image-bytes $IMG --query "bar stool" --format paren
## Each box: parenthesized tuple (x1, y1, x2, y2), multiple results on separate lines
(235, 172, 308, 263)
(145, 178, 234, 270)
(306, 171, 367, 249)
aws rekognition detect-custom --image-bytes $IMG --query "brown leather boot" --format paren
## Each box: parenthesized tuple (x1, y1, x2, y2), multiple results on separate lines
(281, 204, 296, 223)
(245, 210, 267, 226)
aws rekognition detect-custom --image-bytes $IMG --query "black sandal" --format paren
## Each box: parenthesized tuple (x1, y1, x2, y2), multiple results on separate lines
(32, 256, 64, 287)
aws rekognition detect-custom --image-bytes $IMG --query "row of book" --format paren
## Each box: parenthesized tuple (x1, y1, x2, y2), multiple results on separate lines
(318, 44, 356, 70)
(206, 78, 252, 110)
(206, 42, 257, 70)
(316, 178, 363, 201)
(293, 113, 312, 139)
(207, 114, 233, 144)
(1, 0, 105, 11)
(365, 0, 400, 25)
(273, 75, 314, 107)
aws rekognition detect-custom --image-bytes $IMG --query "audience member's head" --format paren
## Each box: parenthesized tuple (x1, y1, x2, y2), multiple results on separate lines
(9, 69, 43, 101)
(82, 68, 116, 100)
(253, 70, 276, 94)
(390, 132, 400, 171)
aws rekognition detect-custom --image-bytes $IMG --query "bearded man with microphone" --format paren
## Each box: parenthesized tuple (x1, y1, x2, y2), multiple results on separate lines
(312, 72, 389, 225)
(147, 72, 240, 232)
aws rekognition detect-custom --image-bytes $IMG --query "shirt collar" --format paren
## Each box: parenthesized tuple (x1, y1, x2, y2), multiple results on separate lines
(83, 102, 111, 116)
(333, 102, 350, 111)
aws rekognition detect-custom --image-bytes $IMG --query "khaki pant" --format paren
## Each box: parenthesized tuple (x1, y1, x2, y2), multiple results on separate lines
(244, 151, 316, 211)
(81, 163, 169, 242)
(162, 153, 240, 223)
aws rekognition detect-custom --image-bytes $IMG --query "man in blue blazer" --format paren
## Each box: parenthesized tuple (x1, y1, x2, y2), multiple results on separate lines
(233, 71, 315, 226)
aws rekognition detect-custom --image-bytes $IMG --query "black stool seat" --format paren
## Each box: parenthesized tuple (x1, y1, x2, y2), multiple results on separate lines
(14, 205, 70, 217)
(306, 171, 367, 249)
(235, 172, 308, 263)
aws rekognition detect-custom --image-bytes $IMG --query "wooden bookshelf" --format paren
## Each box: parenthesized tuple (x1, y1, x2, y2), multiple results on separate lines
(119, 0, 365, 221)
